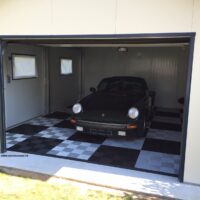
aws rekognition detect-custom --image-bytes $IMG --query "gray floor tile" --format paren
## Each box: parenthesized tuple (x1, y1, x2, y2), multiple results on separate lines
(147, 129, 181, 142)
(6, 132, 31, 148)
(135, 150, 180, 175)
(35, 127, 76, 140)
(28, 117, 62, 127)
(103, 137, 145, 150)
(153, 116, 182, 124)
(47, 140, 100, 160)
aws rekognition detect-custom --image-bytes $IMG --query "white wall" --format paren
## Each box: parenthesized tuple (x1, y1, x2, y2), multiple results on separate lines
(83, 47, 189, 108)
(0, 0, 116, 35)
(49, 47, 82, 112)
(4, 44, 47, 128)
(184, 0, 200, 185)
(116, 0, 193, 33)
(0, 0, 194, 35)
(0, 0, 200, 184)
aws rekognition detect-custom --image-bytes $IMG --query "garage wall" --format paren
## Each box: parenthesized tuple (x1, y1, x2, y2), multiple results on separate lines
(49, 47, 82, 112)
(3, 44, 47, 128)
(83, 47, 189, 108)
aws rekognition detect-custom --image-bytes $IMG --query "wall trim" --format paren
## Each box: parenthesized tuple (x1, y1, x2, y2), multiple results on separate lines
(0, 32, 196, 40)
(0, 41, 6, 152)
(179, 36, 195, 182)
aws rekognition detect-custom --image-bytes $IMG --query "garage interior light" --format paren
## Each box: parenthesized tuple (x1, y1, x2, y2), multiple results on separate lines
(118, 47, 128, 52)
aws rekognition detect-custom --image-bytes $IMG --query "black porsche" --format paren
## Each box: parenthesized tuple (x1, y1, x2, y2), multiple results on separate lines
(70, 76, 155, 137)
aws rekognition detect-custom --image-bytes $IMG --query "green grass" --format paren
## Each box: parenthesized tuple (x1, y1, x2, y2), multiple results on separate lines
(0, 172, 167, 200)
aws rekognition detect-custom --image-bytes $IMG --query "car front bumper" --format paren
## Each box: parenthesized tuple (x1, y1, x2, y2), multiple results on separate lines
(74, 119, 140, 137)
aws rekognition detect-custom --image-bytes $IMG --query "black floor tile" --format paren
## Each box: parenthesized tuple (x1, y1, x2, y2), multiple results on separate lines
(155, 111, 180, 118)
(45, 112, 71, 119)
(151, 121, 182, 131)
(142, 138, 180, 155)
(89, 145, 140, 169)
(8, 136, 62, 154)
(68, 132, 106, 144)
(8, 124, 48, 135)
(54, 120, 75, 129)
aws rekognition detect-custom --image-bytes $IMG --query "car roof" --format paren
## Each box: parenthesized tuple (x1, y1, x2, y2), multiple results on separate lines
(98, 76, 148, 89)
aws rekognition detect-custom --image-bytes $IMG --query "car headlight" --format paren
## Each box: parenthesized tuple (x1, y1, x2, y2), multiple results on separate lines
(72, 103, 82, 114)
(128, 107, 139, 119)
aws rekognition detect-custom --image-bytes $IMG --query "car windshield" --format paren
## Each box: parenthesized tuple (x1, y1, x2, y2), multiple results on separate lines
(98, 79, 145, 95)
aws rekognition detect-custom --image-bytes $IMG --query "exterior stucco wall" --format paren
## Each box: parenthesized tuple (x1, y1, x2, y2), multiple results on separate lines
(184, 0, 200, 184)
(0, 0, 200, 184)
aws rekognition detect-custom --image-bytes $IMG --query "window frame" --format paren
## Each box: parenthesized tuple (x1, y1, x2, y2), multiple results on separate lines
(11, 54, 38, 80)
(60, 57, 73, 76)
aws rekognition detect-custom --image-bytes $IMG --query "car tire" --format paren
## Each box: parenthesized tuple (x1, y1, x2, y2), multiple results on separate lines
(140, 116, 148, 137)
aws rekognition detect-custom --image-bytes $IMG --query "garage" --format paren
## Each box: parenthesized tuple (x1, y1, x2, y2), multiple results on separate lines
(0, 34, 194, 181)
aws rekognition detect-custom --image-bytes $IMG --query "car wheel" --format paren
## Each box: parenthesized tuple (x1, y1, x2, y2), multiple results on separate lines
(140, 116, 148, 137)
(148, 97, 154, 121)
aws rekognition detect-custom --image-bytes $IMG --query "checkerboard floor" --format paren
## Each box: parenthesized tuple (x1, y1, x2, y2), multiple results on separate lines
(6, 108, 182, 177)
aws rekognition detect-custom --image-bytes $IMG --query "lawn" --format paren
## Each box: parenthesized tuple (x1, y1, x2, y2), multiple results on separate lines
(0, 172, 168, 200)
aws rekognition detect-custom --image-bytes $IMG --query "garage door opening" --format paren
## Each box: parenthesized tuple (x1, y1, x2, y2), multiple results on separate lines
(0, 33, 195, 182)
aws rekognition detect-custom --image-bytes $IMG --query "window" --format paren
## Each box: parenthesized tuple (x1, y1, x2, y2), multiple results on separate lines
(60, 58, 73, 75)
(12, 55, 37, 79)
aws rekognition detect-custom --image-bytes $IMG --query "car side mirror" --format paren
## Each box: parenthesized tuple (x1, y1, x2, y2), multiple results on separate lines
(90, 87, 96, 93)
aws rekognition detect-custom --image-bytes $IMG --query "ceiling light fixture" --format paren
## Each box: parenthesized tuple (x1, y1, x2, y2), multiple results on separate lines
(118, 47, 128, 52)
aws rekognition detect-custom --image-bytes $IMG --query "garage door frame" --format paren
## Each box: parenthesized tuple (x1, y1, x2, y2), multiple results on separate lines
(0, 40, 6, 153)
(0, 33, 195, 182)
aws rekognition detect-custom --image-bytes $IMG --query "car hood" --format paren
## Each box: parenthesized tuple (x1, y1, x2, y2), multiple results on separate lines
(81, 92, 143, 111)
(76, 109, 129, 124)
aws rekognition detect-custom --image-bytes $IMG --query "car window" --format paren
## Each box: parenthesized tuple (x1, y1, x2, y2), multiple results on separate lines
(98, 79, 145, 94)
(98, 81, 108, 91)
